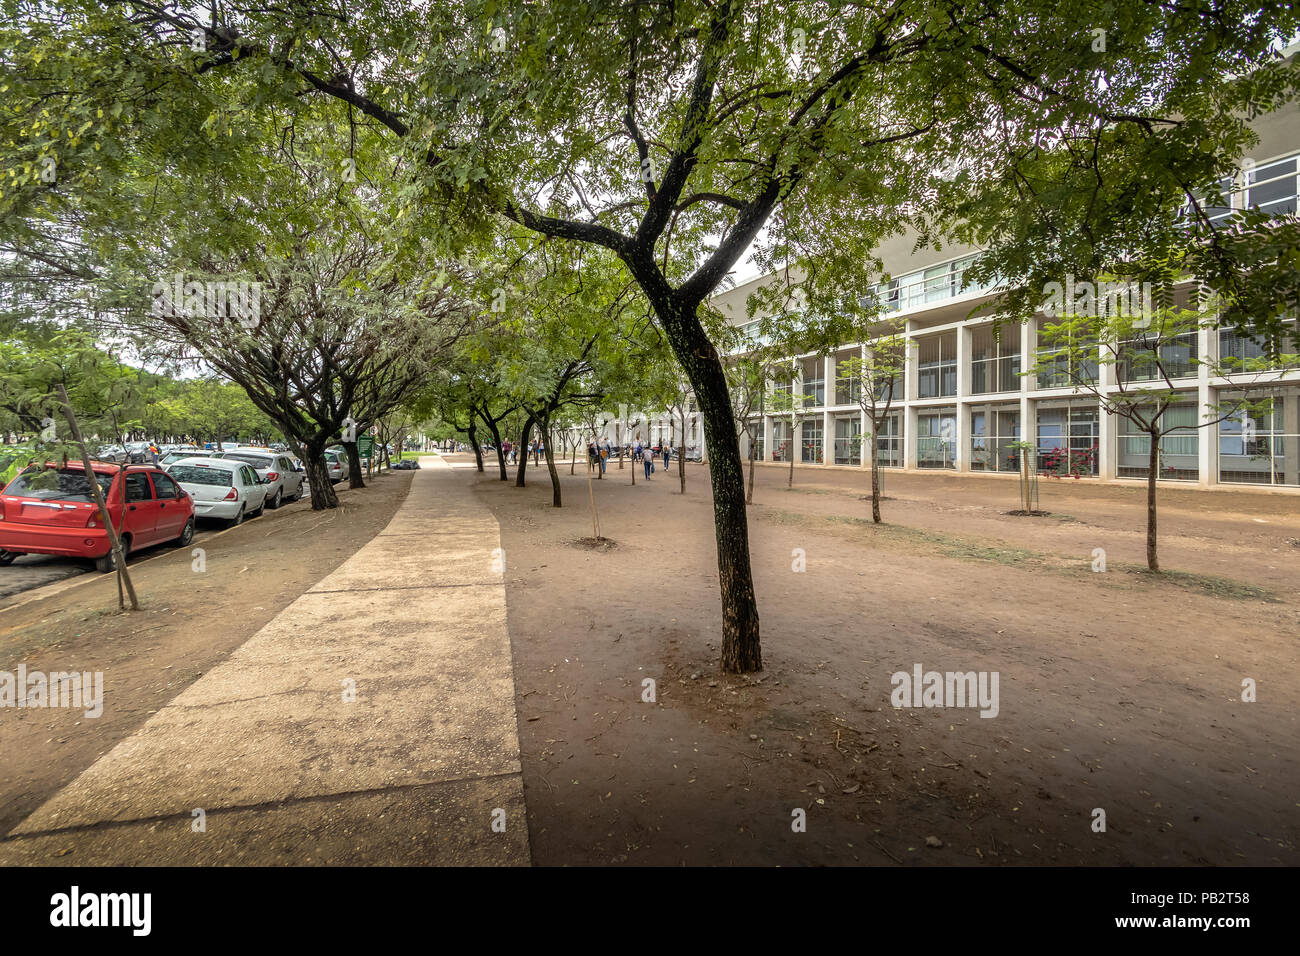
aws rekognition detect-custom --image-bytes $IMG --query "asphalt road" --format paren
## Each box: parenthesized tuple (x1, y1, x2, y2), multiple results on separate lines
(0, 477, 333, 604)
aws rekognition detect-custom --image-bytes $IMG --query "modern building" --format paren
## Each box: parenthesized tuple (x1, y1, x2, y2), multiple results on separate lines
(707, 97, 1300, 493)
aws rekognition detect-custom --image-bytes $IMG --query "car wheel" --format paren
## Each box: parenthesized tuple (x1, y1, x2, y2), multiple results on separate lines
(227, 505, 245, 528)
(268, 488, 282, 509)
(0, 550, 18, 566)
(250, 497, 266, 518)
(95, 535, 130, 573)
(172, 517, 195, 548)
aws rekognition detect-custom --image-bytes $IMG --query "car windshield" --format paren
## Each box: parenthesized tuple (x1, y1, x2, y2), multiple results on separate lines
(169, 464, 233, 486)
(5, 468, 114, 502)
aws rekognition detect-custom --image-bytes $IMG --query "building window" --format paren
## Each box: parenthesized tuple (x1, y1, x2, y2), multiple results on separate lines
(834, 352, 861, 406)
(1245, 155, 1299, 217)
(771, 420, 793, 462)
(1218, 390, 1300, 486)
(871, 413, 903, 468)
(801, 357, 825, 406)
(917, 332, 957, 399)
(917, 409, 957, 469)
(1036, 320, 1099, 388)
(1036, 402, 1099, 476)
(801, 417, 823, 463)
(1219, 317, 1299, 371)
(1118, 330, 1198, 382)
(970, 407, 1021, 472)
(1116, 402, 1199, 481)
(833, 417, 861, 465)
(970, 325, 1021, 394)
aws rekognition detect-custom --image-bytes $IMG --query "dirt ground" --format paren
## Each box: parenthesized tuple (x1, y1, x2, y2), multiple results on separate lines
(0, 471, 413, 839)
(481, 454, 1300, 866)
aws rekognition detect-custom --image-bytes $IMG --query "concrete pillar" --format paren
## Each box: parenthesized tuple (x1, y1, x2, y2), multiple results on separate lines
(763, 413, 774, 462)
(1285, 390, 1299, 485)
(1097, 337, 1117, 481)
(1198, 324, 1213, 486)
(955, 325, 971, 471)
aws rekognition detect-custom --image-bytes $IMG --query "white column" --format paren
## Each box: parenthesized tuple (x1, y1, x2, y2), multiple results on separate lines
(1097, 334, 1117, 481)
(1198, 324, 1214, 487)
(904, 324, 917, 469)
(955, 324, 971, 471)
(823, 354, 835, 465)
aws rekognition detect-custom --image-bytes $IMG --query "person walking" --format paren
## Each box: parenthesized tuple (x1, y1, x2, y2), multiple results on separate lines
(663, 442, 671, 471)
(642, 444, 652, 480)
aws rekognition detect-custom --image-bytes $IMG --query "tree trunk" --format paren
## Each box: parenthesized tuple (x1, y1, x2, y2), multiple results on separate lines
(745, 425, 756, 504)
(305, 443, 339, 510)
(871, 454, 882, 524)
(515, 416, 533, 487)
(480, 410, 508, 481)
(467, 421, 483, 472)
(344, 440, 365, 489)
(1147, 429, 1160, 571)
(788, 421, 795, 489)
(659, 306, 761, 673)
(678, 442, 685, 493)
(542, 426, 562, 507)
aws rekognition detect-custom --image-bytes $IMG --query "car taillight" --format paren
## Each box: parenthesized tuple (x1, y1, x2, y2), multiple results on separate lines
(224, 488, 239, 500)
(266, 471, 279, 481)
(86, 511, 100, 528)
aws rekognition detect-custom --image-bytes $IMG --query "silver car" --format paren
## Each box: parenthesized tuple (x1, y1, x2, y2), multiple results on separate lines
(166, 457, 269, 526)
(323, 449, 350, 484)
(212, 449, 306, 508)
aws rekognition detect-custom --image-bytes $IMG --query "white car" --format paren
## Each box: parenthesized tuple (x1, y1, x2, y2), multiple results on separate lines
(166, 457, 269, 527)
(323, 449, 350, 483)
(212, 448, 306, 509)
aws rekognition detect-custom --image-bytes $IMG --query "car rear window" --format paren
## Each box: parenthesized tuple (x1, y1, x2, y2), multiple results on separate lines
(220, 453, 272, 468)
(169, 464, 233, 486)
(5, 468, 114, 501)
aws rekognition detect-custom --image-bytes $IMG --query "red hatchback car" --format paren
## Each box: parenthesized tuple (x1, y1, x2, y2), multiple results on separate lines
(0, 462, 196, 572)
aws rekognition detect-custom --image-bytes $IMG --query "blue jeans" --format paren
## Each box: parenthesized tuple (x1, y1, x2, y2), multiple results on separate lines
(643, 459, 651, 479)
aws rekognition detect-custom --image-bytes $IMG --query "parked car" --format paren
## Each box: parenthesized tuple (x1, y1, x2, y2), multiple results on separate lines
(96, 444, 128, 463)
(166, 457, 268, 527)
(159, 448, 213, 466)
(125, 441, 152, 463)
(323, 449, 350, 484)
(212, 448, 305, 508)
(0, 463, 195, 571)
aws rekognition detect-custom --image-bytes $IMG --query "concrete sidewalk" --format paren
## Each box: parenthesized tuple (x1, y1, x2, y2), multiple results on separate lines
(0, 457, 530, 866)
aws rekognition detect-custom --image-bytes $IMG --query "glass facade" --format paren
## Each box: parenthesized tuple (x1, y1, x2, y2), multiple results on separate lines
(833, 417, 861, 465)
(873, 413, 903, 468)
(1218, 391, 1300, 486)
(772, 420, 793, 462)
(917, 332, 957, 399)
(1037, 403, 1100, 477)
(970, 326, 1021, 394)
(917, 409, 957, 469)
(1117, 403, 1200, 480)
(801, 417, 824, 463)
(970, 406, 1021, 472)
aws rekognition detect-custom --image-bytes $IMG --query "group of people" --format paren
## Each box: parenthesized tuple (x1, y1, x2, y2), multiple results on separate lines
(499, 440, 544, 465)
(586, 439, 673, 480)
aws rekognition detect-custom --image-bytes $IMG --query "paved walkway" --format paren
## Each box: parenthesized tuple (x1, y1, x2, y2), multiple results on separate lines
(0, 458, 530, 865)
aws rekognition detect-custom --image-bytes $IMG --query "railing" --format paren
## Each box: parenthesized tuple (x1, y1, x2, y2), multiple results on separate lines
(869, 258, 1000, 313)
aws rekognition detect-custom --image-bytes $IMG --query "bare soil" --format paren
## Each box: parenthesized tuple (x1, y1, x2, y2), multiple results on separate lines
(482, 455, 1300, 866)
(0, 472, 414, 839)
